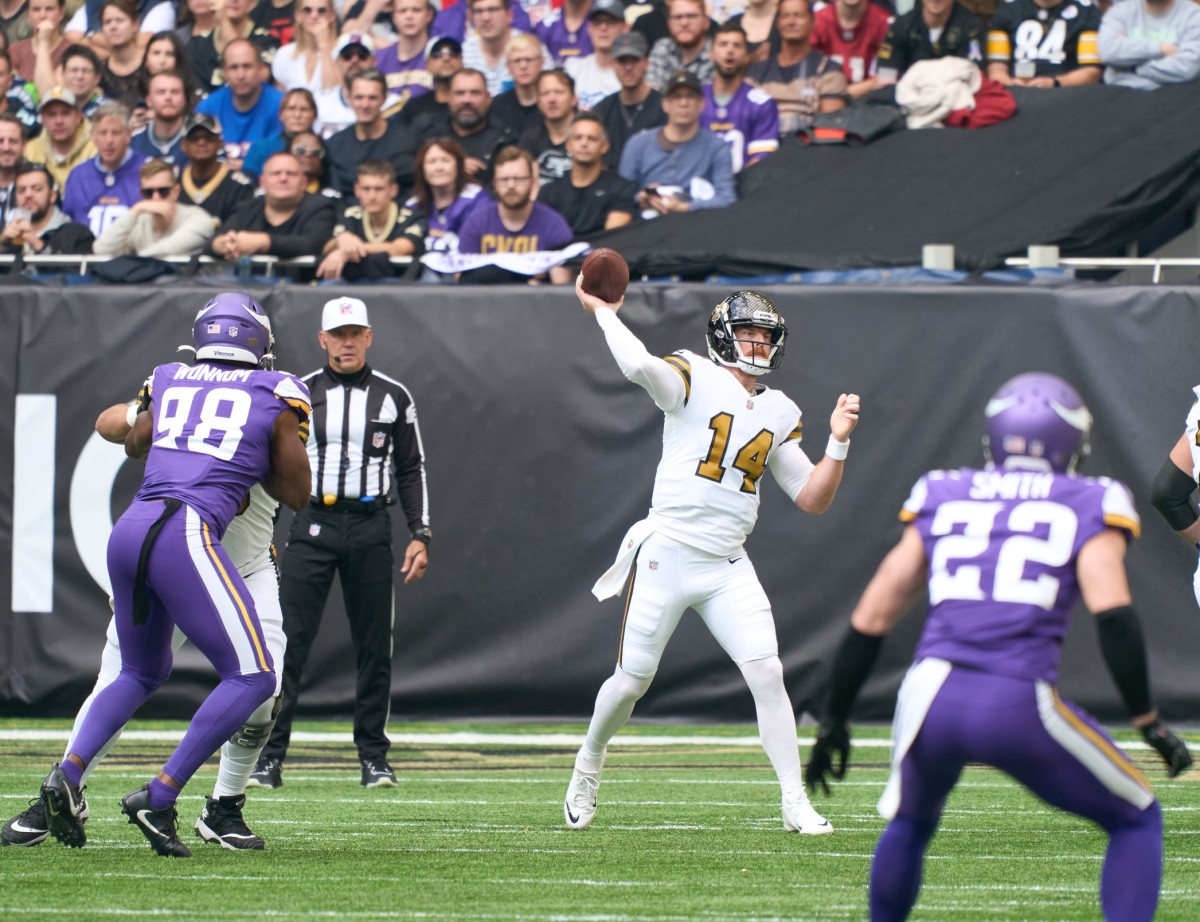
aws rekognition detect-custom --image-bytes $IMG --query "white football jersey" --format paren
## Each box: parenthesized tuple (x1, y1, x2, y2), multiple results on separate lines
(222, 484, 277, 577)
(1185, 385, 1200, 481)
(648, 350, 807, 556)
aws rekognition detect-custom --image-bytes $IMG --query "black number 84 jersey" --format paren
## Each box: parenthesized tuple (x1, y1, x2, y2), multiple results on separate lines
(986, 0, 1101, 76)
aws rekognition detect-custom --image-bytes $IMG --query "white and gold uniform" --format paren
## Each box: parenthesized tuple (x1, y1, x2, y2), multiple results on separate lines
(1181, 386, 1200, 605)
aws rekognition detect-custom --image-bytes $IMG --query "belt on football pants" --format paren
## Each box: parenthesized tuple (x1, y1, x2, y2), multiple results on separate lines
(309, 497, 395, 514)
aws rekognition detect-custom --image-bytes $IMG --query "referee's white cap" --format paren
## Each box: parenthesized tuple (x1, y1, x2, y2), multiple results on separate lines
(322, 297, 371, 331)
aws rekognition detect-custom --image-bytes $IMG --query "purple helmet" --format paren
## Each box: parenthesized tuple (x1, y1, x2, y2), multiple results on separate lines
(982, 372, 1092, 474)
(192, 291, 274, 368)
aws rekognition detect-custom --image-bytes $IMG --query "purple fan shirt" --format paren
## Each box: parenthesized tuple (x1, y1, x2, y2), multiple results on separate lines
(535, 8, 594, 64)
(61, 152, 145, 236)
(375, 45, 432, 103)
(432, 0, 532, 42)
(457, 200, 573, 253)
(901, 467, 1140, 684)
(701, 82, 780, 172)
(408, 184, 491, 252)
(138, 362, 310, 535)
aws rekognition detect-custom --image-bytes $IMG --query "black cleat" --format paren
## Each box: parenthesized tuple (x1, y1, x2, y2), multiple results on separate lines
(3, 798, 50, 846)
(195, 794, 265, 850)
(120, 785, 192, 858)
(246, 756, 282, 789)
(41, 763, 88, 848)
(360, 758, 397, 788)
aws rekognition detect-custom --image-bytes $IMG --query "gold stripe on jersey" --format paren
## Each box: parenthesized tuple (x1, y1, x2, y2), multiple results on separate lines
(986, 29, 1012, 61)
(662, 353, 692, 405)
(1077, 31, 1100, 66)
(784, 418, 803, 443)
(1104, 513, 1141, 539)
(899, 508, 918, 523)
(616, 564, 639, 668)
(1051, 688, 1152, 792)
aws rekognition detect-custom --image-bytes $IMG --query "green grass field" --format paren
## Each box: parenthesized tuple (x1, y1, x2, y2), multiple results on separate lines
(1, 720, 1197, 921)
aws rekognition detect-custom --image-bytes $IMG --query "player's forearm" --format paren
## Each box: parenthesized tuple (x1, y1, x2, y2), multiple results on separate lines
(96, 402, 135, 442)
(793, 454, 843, 515)
(593, 307, 686, 412)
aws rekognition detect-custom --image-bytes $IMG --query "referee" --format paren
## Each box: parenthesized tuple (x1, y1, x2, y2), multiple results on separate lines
(251, 296, 431, 789)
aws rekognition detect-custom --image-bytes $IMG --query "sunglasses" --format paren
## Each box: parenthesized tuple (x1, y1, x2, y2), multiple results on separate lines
(291, 144, 324, 158)
(299, 5, 330, 13)
(340, 47, 372, 60)
(430, 48, 460, 58)
(140, 185, 174, 199)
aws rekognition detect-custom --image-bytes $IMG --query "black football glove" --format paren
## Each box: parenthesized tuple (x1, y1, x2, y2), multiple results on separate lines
(1141, 719, 1193, 778)
(805, 721, 851, 796)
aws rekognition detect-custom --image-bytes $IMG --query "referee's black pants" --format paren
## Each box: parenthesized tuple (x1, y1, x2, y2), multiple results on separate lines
(264, 505, 395, 764)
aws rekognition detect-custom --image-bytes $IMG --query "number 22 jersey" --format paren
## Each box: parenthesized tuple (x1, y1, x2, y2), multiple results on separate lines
(900, 467, 1139, 684)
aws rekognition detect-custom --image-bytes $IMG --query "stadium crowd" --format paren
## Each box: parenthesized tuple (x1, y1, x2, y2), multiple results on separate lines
(0, 0, 1197, 281)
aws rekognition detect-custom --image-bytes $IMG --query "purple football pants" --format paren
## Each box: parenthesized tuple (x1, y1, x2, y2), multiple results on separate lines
(66, 500, 276, 806)
(871, 667, 1162, 922)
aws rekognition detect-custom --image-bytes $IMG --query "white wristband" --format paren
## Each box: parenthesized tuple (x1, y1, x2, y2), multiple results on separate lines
(825, 435, 850, 461)
(126, 403, 138, 428)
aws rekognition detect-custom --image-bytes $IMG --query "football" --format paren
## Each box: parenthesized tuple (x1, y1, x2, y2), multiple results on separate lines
(580, 248, 630, 304)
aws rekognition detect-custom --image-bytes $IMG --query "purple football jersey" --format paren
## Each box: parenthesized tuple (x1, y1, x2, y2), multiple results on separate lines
(136, 362, 311, 535)
(61, 153, 145, 236)
(535, 11, 593, 64)
(375, 45, 432, 103)
(701, 83, 780, 172)
(902, 467, 1140, 683)
(457, 200, 573, 253)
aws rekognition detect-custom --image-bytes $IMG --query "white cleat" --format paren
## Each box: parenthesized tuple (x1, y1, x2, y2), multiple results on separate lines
(563, 768, 601, 830)
(782, 792, 834, 835)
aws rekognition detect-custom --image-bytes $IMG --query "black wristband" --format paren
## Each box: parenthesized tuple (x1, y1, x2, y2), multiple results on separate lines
(411, 527, 432, 545)
(1095, 605, 1153, 718)
(1150, 458, 1199, 531)
(825, 627, 885, 725)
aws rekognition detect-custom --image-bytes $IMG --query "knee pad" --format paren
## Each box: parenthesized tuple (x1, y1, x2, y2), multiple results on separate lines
(230, 695, 281, 749)
(615, 668, 654, 702)
(739, 655, 785, 696)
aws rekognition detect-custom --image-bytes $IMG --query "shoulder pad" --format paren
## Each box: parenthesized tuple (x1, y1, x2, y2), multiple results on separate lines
(274, 374, 313, 419)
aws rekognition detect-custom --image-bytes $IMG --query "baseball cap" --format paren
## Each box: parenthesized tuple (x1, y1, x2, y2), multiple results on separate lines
(663, 69, 702, 95)
(428, 35, 463, 57)
(322, 296, 371, 331)
(38, 86, 77, 112)
(334, 32, 375, 56)
(589, 0, 626, 20)
(184, 112, 222, 137)
(611, 32, 648, 60)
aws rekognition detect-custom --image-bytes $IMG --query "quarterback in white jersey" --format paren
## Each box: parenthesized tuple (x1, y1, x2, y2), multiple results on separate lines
(1151, 386, 1200, 604)
(566, 277, 861, 834)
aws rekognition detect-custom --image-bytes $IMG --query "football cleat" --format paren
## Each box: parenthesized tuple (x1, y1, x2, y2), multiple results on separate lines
(41, 763, 88, 848)
(4, 791, 91, 847)
(246, 756, 283, 789)
(195, 794, 265, 850)
(361, 759, 397, 788)
(782, 791, 834, 835)
(120, 785, 192, 858)
(563, 767, 601, 830)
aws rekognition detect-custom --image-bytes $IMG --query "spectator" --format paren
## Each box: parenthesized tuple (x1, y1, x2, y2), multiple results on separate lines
(432, 0, 535, 44)
(317, 159, 424, 280)
(325, 70, 408, 199)
(314, 32, 388, 135)
(647, 0, 714, 90)
(287, 129, 339, 196)
(629, 0, 671, 49)
(536, 0, 594, 66)
(592, 31, 665, 166)
(8, 0, 69, 96)
(62, 100, 143, 236)
(186, 0, 279, 94)
(61, 43, 108, 116)
(243, 86, 315, 180)
(811, 0, 892, 96)
(619, 69, 735, 216)
(64, 0, 175, 49)
(0, 110, 20, 222)
(458, 144, 573, 283)
(177, 112, 255, 223)
(1098, 0, 1200, 90)
(873, 0, 984, 88)
(135, 31, 200, 113)
(252, 0, 295, 45)
(987, 0, 1100, 88)
(725, 0, 779, 58)
(0, 48, 37, 138)
(97, 0, 143, 108)
(373, 0, 435, 110)
(174, 0, 214, 44)
(565, 0, 628, 109)
(703, 22, 778, 171)
(464, 0, 545, 94)
(196, 38, 284, 169)
(0, 0, 32, 47)
(271, 0, 339, 97)
(0, 161, 94, 254)
(129, 69, 189, 164)
(210, 151, 337, 260)
(406, 136, 489, 267)
(92, 156, 215, 256)
(518, 68, 577, 185)
(746, 0, 846, 136)
(539, 112, 636, 235)
(407, 67, 517, 184)
(490, 31, 544, 133)
(24, 86, 96, 190)
(394, 34, 461, 127)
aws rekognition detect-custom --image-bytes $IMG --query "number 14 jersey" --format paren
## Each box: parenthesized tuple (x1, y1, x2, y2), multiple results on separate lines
(900, 467, 1139, 684)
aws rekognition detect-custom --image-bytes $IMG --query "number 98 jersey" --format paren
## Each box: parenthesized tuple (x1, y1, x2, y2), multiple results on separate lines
(136, 362, 311, 536)
(900, 467, 1139, 684)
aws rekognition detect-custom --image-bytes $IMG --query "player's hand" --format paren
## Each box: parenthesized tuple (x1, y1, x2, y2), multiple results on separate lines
(1141, 719, 1192, 777)
(575, 272, 623, 314)
(830, 393, 861, 442)
(805, 721, 850, 795)
(400, 540, 428, 585)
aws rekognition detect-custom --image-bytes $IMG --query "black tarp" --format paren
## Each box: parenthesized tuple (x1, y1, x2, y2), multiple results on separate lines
(3, 282, 1200, 725)
(589, 84, 1200, 277)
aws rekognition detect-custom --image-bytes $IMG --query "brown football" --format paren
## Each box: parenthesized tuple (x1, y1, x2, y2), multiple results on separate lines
(580, 248, 630, 303)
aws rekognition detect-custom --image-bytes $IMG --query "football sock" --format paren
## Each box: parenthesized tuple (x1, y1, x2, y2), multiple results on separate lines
(1101, 801, 1162, 922)
(213, 696, 277, 798)
(147, 777, 178, 811)
(870, 813, 937, 921)
(61, 759, 84, 788)
(578, 667, 652, 773)
(739, 656, 804, 796)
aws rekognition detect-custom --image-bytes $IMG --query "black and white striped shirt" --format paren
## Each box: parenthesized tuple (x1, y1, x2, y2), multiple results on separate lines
(302, 364, 429, 532)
